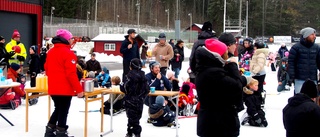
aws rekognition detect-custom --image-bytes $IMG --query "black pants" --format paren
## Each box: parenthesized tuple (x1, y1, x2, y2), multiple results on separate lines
(48, 96, 72, 128)
(252, 74, 266, 104)
(122, 60, 130, 81)
(126, 103, 143, 135)
(160, 67, 168, 76)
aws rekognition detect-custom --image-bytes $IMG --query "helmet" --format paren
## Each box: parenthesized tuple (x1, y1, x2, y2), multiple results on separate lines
(243, 37, 253, 45)
(254, 42, 265, 49)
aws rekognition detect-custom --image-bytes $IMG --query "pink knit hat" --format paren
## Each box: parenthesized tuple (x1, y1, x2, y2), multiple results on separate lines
(205, 39, 227, 56)
(284, 51, 289, 57)
(56, 29, 73, 40)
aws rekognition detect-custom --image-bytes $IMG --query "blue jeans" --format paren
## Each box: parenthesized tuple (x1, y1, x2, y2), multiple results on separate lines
(141, 59, 146, 67)
(294, 79, 317, 94)
(277, 74, 289, 92)
(172, 68, 180, 78)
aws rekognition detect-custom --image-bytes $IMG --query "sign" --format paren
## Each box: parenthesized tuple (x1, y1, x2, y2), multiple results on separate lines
(273, 36, 292, 43)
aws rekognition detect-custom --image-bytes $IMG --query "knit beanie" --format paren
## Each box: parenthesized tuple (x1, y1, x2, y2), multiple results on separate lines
(12, 29, 20, 39)
(300, 27, 316, 38)
(300, 79, 318, 98)
(10, 63, 20, 71)
(204, 38, 227, 56)
(30, 45, 38, 53)
(181, 84, 190, 95)
(149, 61, 161, 70)
(155, 95, 165, 106)
(201, 21, 213, 31)
(218, 32, 236, 46)
(56, 29, 73, 40)
(130, 58, 142, 70)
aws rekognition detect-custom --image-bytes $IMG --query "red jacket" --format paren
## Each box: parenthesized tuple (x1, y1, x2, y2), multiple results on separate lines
(0, 68, 25, 104)
(44, 43, 82, 96)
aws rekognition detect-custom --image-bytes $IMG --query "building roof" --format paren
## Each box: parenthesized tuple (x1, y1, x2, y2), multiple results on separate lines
(91, 34, 127, 41)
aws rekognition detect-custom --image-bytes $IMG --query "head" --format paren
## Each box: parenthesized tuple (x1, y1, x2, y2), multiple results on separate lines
(254, 42, 265, 50)
(205, 38, 228, 60)
(111, 76, 121, 85)
(29, 45, 38, 55)
(149, 61, 161, 75)
(10, 63, 21, 73)
(12, 29, 21, 42)
(300, 79, 318, 101)
(201, 21, 213, 31)
(281, 57, 288, 67)
(281, 43, 286, 47)
(127, 29, 136, 39)
(56, 29, 74, 45)
(243, 38, 253, 48)
(166, 70, 175, 79)
(90, 53, 96, 60)
(158, 33, 166, 44)
(181, 84, 190, 95)
(169, 39, 174, 43)
(102, 67, 109, 74)
(155, 95, 165, 106)
(247, 78, 258, 91)
(0, 36, 5, 44)
(218, 32, 237, 55)
(46, 38, 54, 50)
(176, 39, 184, 48)
(300, 27, 316, 43)
(129, 58, 142, 70)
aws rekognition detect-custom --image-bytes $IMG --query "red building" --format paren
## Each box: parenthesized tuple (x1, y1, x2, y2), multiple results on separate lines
(0, 0, 43, 55)
(91, 34, 145, 56)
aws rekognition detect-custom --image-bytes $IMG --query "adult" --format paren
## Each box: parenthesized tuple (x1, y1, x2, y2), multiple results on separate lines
(0, 36, 15, 71)
(189, 21, 216, 75)
(283, 79, 320, 137)
(218, 32, 237, 58)
(195, 39, 244, 137)
(44, 29, 83, 137)
(168, 39, 175, 68)
(152, 33, 173, 75)
(120, 29, 140, 81)
(288, 27, 320, 94)
(85, 53, 102, 77)
(278, 43, 289, 59)
(171, 39, 184, 78)
(5, 29, 27, 65)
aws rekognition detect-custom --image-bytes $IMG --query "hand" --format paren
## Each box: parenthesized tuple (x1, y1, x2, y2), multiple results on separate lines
(128, 44, 132, 49)
(156, 72, 161, 79)
(8, 51, 15, 57)
(31, 72, 37, 78)
(77, 92, 84, 98)
(228, 57, 237, 63)
(17, 55, 25, 61)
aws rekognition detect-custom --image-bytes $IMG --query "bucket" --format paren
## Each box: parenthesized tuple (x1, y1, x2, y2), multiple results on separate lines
(81, 79, 94, 92)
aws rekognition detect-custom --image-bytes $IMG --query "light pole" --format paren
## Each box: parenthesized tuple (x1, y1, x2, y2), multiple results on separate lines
(117, 15, 119, 33)
(95, 0, 98, 25)
(87, 11, 90, 36)
(50, 6, 55, 36)
(165, 9, 169, 31)
(188, 13, 192, 43)
(223, 0, 226, 32)
(136, 1, 140, 33)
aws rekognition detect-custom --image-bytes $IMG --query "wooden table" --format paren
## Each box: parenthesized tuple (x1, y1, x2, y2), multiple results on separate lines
(0, 82, 21, 126)
(100, 90, 180, 137)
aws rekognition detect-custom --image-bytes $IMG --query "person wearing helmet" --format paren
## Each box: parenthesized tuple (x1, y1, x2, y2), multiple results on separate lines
(277, 57, 289, 92)
(5, 29, 27, 65)
(152, 33, 174, 75)
(239, 37, 254, 71)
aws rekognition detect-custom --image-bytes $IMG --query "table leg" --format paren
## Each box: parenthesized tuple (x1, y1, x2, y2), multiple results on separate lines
(25, 93, 29, 132)
(175, 95, 179, 137)
(110, 94, 113, 131)
(84, 95, 88, 137)
(48, 95, 51, 120)
(101, 93, 104, 132)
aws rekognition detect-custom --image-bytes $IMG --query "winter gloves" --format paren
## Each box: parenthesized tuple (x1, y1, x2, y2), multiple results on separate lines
(17, 55, 25, 62)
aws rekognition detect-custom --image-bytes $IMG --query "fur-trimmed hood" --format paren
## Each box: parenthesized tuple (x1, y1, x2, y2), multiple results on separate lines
(254, 48, 269, 56)
(243, 87, 254, 95)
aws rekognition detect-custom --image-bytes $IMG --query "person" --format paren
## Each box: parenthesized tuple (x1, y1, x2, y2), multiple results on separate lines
(148, 95, 176, 127)
(76, 59, 85, 81)
(120, 58, 149, 137)
(218, 32, 237, 58)
(177, 84, 197, 116)
(140, 43, 148, 68)
(152, 33, 174, 75)
(0, 36, 15, 71)
(278, 43, 289, 59)
(168, 39, 175, 67)
(144, 61, 172, 107)
(277, 57, 290, 92)
(101, 76, 125, 115)
(85, 53, 102, 77)
(288, 27, 320, 94)
(44, 29, 84, 137)
(181, 77, 196, 101)
(171, 39, 184, 78)
(194, 38, 244, 137)
(40, 38, 54, 72)
(189, 21, 216, 75)
(283, 79, 320, 137)
(95, 66, 111, 88)
(120, 29, 140, 81)
(241, 78, 268, 127)
(238, 37, 254, 71)
(0, 63, 26, 110)
(267, 51, 277, 71)
(250, 42, 269, 106)
(28, 45, 41, 87)
(187, 67, 196, 84)
(5, 29, 27, 65)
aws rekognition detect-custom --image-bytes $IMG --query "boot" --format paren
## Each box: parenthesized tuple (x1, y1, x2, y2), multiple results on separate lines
(44, 124, 56, 137)
(125, 133, 133, 137)
(56, 126, 69, 137)
(134, 134, 141, 137)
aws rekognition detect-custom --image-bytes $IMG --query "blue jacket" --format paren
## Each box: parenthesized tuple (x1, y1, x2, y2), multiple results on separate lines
(95, 73, 110, 86)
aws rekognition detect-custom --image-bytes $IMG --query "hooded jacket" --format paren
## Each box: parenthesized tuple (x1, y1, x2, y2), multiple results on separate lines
(152, 42, 174, 68)
(44, 36, 82, 96)
(283, 93, 320, 137)
(120, 35, 140, 61)
(5, 39, 27, 64)
(250, 48, 269, 75)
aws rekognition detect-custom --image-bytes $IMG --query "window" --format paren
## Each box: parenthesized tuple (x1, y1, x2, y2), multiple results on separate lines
(104, 43, 116, 51)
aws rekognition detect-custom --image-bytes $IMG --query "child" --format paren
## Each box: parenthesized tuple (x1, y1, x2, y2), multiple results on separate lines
(177, 84, 197, 116)
(242, 78, 268, 127)
(149, 95, 176, 127)
(277, 57, 289, 92)
(181, 77, 196, 100)
(121, 58, 149, 137)
(95, 66, 111, 88)
(166, 70, 179, 91)
(101, 76, 125, 115)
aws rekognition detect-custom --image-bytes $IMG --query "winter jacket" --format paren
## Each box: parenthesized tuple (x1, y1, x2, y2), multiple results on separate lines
(171, 44, 184, 69)
(149, 103, 175, 127)
(288, 37, 320, 81)
(7, 67, 25, 97)
(152, 42, 174, 68)
(277, 65, 288, 82)
(278, 46, 289, 58)
(140, 44, 148, 60)
(95, 73, 110, 86)
(181, 82, 196, 99)
(239, 46, 254, 71)
(243, 87, 263, 116)
(0, 42, 11, 68)
(28, 54, 41, 77)
(120, 35, 140, 61)
(250, 48, 269, 75)
(85, 59, 102, 75)
(5, 39, 27, 64)
(44, 36, 82, 96)
(195, 47, 244, 137)
(283, 93, 320, 137)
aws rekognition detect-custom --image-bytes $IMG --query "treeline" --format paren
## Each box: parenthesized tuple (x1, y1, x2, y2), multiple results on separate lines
(43, 0, 320, 37)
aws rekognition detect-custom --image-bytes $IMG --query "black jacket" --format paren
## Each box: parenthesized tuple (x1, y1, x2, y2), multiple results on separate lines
(149, 103, 175, 127)
(120, 35, 140, 61)
(171, 44, 184, 69)
(283, 93, 320, 137)
(195, 47, 244, 137)
(0, 43, 12, 68)
(85, 59, 102, 75)
(28, 54, 41, 76)
(288, 37, 320, 81)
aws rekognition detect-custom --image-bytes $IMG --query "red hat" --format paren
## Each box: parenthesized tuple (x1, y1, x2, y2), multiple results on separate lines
(12, 45, 21, 53)
(12, 29, 20, 39)
(205, 39, 227, 56)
